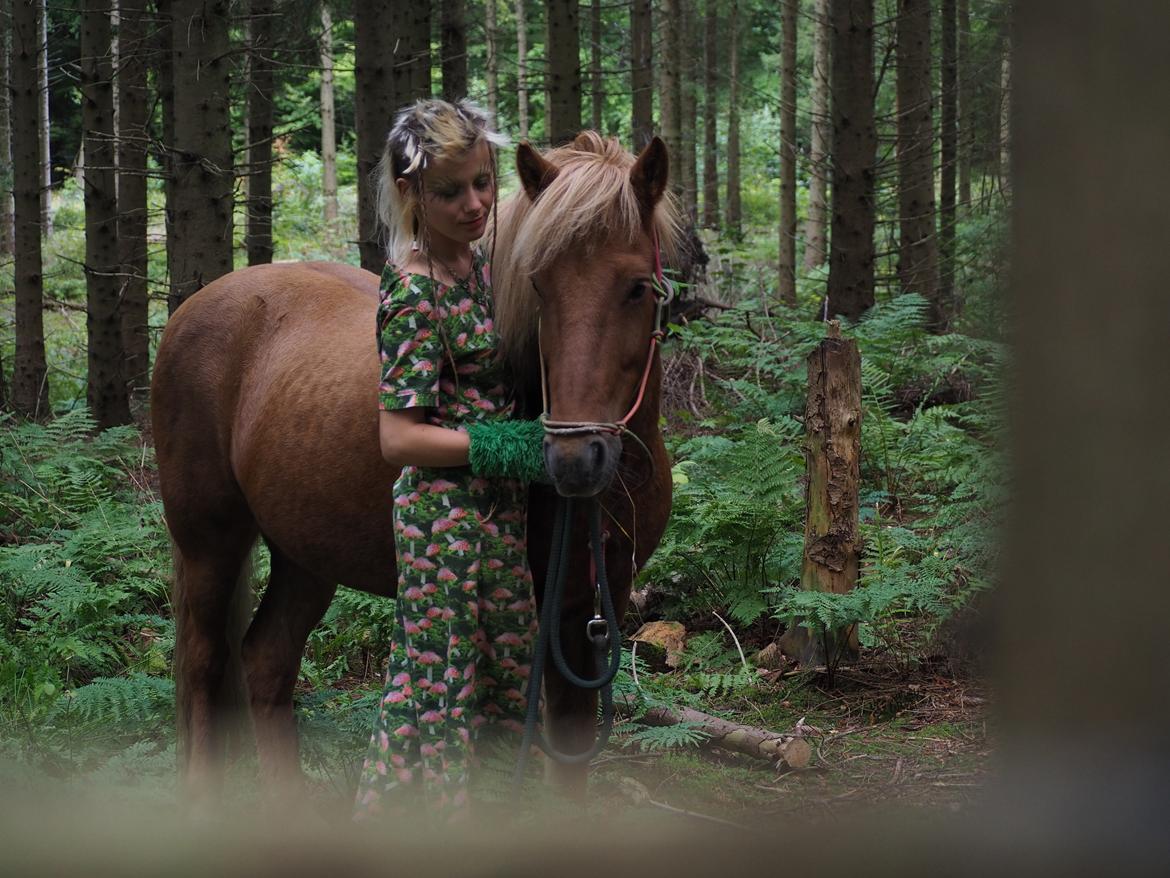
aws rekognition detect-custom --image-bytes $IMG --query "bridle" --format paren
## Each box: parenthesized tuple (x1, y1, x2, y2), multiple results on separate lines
(536, 231, 674, 438)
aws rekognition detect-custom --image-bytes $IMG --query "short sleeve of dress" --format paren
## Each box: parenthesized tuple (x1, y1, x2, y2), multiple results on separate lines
(377, 266, 443, 411)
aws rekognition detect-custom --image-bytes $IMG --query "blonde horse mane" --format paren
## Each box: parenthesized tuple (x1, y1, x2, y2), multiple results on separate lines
(490, 131, 682, 367)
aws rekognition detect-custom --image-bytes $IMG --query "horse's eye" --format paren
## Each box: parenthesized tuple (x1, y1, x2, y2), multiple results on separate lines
(627, 282, 648, 303)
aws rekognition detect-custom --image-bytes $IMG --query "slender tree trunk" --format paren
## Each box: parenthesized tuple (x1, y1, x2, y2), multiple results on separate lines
(802, 0, 830, 270)
(630, 0, 652, 150)
(660, 0, 681, 200)
(590, 0, 602, 131)
(485, 0, 499, 121)
(117, 1, 150, 402)
(11, 0, 49, 416)
(320, 3, 338, 228)
(245, 0, 274, 266)
(37, 0, 51, 235)
(154, 0, 176, 288)
(169, 0, 233, 313)
(826, 0, 875, 321)
(725, 0, 741, 237)
(545, 0, 581, 146)
(0, 5, 15, 258)
(896, 0, 939, 324)
(408, 3, 432, 100)
(701, 0, 719, 229)
(516, 0, 529, 139)
(778, 0, 797, 304)
(354, 2, 397, 272)
(81, 0, 131, 427)
(939, 0, 957, 325)
(679, 3, 697, 221)
(999, 25, 1011, 199)
(441, 0, 467, 101)
(957, 0, 970, 208)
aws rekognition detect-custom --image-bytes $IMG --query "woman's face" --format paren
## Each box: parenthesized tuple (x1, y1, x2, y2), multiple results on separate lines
(400, 140, 494, 249)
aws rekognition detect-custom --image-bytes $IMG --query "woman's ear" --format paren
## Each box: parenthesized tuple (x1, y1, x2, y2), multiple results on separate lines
(396, 176, 412, 199)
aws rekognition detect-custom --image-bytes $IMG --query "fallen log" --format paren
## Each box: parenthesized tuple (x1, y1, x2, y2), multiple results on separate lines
(622, 698, 812, 769)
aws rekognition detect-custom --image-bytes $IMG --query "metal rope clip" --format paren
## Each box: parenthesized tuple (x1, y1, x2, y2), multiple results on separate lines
(586, 615, 609, 647)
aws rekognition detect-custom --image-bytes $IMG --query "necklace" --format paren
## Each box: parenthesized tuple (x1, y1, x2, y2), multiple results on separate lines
(428, 250, 474, 288)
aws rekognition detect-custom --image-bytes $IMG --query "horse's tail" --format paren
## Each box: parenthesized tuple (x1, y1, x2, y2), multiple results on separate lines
(173, 537, 258, 776)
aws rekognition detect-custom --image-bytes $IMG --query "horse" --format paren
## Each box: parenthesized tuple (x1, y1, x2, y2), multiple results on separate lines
(150, 131, 680, 805)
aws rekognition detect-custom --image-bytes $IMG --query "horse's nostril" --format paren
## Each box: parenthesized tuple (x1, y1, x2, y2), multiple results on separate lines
(589, 438, 606, 470)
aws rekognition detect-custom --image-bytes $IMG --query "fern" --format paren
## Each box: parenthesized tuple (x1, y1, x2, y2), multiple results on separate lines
(625, 720, 709, 752)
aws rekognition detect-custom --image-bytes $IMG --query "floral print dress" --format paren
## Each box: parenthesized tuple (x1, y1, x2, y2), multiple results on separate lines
(354, 251, 537, 821)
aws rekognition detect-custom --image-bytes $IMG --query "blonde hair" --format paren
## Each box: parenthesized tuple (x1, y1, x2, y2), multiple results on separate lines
(490, 131, 682, 366)
(375, 98, 509, 266)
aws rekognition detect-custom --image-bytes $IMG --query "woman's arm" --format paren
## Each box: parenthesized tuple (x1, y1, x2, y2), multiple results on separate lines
(379, 408, 471, 468)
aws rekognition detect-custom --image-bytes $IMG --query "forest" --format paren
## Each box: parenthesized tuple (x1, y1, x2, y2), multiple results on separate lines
(0, 0, 1013, 829)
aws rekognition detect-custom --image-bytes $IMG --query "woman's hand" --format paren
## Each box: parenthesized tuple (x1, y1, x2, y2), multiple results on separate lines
(379, 408, 471, 468)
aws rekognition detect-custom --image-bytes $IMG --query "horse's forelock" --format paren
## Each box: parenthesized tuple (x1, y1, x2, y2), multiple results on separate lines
(490, 135, 682, 369)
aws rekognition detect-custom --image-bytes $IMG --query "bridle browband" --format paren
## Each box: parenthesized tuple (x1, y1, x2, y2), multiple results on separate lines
(536, 231, 674, 438)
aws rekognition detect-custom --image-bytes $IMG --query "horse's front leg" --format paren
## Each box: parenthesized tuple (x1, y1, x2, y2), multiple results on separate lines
(542, 602, 601, 801)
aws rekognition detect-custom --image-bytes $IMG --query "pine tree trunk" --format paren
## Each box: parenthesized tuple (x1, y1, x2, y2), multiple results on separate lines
(169, 0, 233, 313)
(11, 0, 49, 416)
(679, 3, 697, 222)
(802, 0, 830, 270)
(896, 0, 940, 327)
(957, 0, 971, 209)
(826, 0, 875, 321)
(117, 0, 150, 402)
(545, 0, 581, 146)
(939, 0, 957, 324)
(81, 0, 131, 427)
(320, 3, 338, 228)
(725, 0, 741, 237)
(780, 321, 861, 669)
(441, 0, 467, 101)
(37, 0, 51, 235)
(485, 0, 499, 120)
(590, 0, 602, 131)
(701, 0, 719, 229)
(154, 0, 176, 287)
(516, 0, 529, 139)
(0, 5, 15, 258)
(354, 3, 395, 272)
(778, 0, 797, 304)
(999, 26, 1011, 199)
(409, 4, 432, 100)
(660, 0, 681, 200)
(630, 0, 652, 150)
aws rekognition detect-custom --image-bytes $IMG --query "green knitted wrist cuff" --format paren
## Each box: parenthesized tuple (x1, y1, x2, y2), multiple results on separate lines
(467, 420, 549, 483)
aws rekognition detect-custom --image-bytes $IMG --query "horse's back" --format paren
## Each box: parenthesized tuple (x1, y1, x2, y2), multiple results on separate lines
(152, 261, 397, 594)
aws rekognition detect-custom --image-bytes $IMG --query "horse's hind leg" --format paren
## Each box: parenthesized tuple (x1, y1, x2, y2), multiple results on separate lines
(242, 542, 337, 793)
(172, 523, 258, 804)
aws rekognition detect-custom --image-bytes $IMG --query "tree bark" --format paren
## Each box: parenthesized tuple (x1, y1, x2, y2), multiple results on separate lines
(441, 0, 467, 102)
(11, 0, 49, 416)
(780, 321, 861, 668)
(826, 0, 875, 321)
(485, 0, 499, 121)
(701, 0, 719, 229)
(0, 4, 15, 258)
(896, 0, 940, 327)
(629, 700, 812, 767)
(117, 0, 150, 402)
(939, 0, 957, 324)
(169, 0, 233, 313)
(629, 0, 652, 150)
(154, 0, 176, 286)
(408, 3, 432, 101)
(81, 0, 131, 428)
(957, 0, 971, 209)
(354, 2, 396, 272)
(725, 0, 741, 237)
(545, 0, 581, 146)
(589, 0, 602, 131)
(802, 0, 830, 270)
(516, 0, 529, 140)
(660, 0, 681, 200)
(999, 22, 1011, 199)
(320, 2, 338, 228)
(37, 0, 51, 235)
(679, 2, 698, 222)
(778, 0, 797, 304)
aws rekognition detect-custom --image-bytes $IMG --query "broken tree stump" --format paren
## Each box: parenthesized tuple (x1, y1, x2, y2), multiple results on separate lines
(779, 320, 862, 667)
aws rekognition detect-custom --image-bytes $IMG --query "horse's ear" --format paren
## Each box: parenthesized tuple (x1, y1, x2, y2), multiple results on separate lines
(630, 136, 669, 221)
(516, 142, 560, 202)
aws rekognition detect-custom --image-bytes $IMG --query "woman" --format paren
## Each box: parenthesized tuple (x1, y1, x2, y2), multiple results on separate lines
(354, 99, 546, 822)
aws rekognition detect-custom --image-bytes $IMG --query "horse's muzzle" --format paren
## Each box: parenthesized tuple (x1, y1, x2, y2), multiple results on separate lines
(544, 434, 622, 497)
